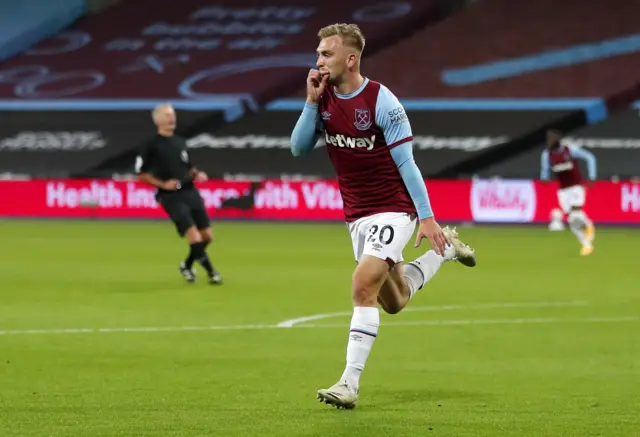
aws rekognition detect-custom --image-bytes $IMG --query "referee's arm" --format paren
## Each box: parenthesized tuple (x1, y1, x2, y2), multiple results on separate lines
(186, 149, 207, 182)
(188, 166, 199, 179)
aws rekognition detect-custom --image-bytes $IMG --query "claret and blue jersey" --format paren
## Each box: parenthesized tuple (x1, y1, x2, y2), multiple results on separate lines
(540, 142, 597, 189)
(290, 77, 433, 223)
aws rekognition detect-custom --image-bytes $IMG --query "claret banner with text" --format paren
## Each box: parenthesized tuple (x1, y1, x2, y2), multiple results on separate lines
(0, 1, 440, 102)
(0, 179, 638, 225)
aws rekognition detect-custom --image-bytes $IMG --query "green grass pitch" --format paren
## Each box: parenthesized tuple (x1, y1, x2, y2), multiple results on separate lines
(0, 220, 638, 436)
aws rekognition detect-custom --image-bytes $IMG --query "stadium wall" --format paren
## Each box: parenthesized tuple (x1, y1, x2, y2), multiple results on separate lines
(1, 98, 638, 180)
(0, 99, 636, 179)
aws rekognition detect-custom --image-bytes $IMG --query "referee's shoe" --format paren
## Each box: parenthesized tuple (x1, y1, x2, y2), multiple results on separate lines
(179, 262, 223, 285)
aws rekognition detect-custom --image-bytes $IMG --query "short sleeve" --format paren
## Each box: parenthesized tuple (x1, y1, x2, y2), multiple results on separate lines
(134, 141, 156, 174)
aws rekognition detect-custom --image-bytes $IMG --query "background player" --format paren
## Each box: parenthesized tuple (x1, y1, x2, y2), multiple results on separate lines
(135, 104, 223, 284)
(541, 129, 597, 255)
(289, 23, 476, 409)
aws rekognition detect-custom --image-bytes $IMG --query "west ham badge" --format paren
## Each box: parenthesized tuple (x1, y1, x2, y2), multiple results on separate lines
(353, 108, 372, 131)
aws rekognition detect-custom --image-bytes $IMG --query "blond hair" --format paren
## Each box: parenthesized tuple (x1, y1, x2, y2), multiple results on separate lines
(318, 23, 365, 54)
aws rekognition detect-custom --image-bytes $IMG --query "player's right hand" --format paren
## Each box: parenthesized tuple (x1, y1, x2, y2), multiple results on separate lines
(162, 179, 180, 190)
(306, 69, 328, 104)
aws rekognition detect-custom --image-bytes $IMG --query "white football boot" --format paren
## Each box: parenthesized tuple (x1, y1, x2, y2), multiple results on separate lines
(442, 226, 476, 267)
(178, 262, 196, 283)
(317, 380, 359, 409)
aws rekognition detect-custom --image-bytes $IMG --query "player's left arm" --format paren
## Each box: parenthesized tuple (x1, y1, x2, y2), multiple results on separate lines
(568, 143, 597, 181)
(376, 86, 433, 220)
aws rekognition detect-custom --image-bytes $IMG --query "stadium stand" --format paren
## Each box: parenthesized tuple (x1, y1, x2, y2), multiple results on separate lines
(350, 0, 640, 99)
(0, 0, 459, 103)
(0, 0, 87, 61)
(85, 0, 121, 14)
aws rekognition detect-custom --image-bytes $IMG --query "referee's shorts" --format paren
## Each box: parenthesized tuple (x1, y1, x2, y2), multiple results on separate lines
(157, 188, 210, 236)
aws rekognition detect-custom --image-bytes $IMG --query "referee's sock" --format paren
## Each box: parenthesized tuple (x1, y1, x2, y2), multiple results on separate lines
(191, 241, 216, 276)
(185, 242, 200, 270)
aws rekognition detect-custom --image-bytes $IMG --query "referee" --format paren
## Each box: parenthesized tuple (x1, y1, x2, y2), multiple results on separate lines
(135, 104, 223, 285)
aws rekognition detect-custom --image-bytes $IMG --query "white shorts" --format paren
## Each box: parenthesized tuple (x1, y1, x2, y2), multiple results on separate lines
(557, 185, 586, 214)
(348, 212, 417, 265)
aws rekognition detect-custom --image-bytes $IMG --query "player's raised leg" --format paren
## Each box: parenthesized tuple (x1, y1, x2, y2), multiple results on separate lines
(378, 226, 476, 314)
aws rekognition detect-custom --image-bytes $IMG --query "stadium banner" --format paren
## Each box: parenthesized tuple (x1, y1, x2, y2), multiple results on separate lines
(0, 179, 639, 225)
(0, 109, 224, 177)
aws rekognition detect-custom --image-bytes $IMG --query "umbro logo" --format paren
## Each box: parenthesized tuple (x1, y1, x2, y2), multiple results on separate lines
(321, 111, 332, 120)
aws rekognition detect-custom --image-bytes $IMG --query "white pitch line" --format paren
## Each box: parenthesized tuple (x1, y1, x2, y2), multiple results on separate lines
(0, 324, 279, 336)
(1, 315, 636, 337)
(295, 316, 640, 329)
(276, 301, 590, 328)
